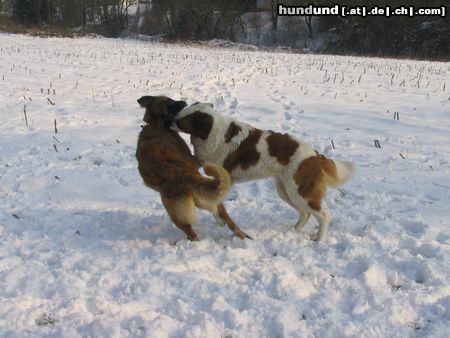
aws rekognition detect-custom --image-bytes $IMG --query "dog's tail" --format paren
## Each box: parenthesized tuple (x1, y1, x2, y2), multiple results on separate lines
(323, 159, 355, 188)
(190, 162, 231, 202)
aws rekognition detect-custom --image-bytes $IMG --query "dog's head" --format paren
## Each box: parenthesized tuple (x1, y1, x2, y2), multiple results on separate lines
(176, 102, 215, 140)
(137, 95, 187, 128)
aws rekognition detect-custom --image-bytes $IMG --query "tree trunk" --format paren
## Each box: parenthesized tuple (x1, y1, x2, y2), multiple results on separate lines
(47, 0, 52, 24)
(270, 0, 278, 31)
(82, 0, 86, 29)
(305, 16, 313, 38)
(102, 0, 108, 23)
(36, 1, 41, 24)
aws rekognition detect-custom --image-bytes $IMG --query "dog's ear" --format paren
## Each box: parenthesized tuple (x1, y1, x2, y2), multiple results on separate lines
(137, 96, 154, 107)
(193, 112, 213, 140)
(167, 100, 187, 116)
(177, 112, 213, 140)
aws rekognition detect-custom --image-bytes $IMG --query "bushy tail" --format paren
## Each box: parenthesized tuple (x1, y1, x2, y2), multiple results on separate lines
(190, 162, 231, 202)
(323, 159, 355, 188)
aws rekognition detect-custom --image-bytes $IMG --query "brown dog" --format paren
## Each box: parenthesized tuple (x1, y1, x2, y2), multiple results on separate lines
(135, 95, 250, 241)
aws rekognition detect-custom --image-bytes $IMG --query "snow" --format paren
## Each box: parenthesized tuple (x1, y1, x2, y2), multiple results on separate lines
(0, 33, 449, 337)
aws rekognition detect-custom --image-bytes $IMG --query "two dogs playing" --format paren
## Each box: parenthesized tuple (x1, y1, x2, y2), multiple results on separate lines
(136, 96, 354, 241)
(136, 96, 250, 241)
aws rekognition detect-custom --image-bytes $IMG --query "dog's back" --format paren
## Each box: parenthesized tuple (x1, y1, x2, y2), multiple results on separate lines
(136, 126, 198, 196)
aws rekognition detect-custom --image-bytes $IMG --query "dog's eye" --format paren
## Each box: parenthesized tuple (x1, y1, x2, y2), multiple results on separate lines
(194, 102, 200, 105)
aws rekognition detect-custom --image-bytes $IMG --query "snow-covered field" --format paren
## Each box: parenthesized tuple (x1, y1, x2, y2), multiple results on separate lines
(0, 33, 449, 337)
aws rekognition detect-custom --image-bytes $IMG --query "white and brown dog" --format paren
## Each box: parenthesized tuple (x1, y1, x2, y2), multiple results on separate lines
(175, 103, 354, 240)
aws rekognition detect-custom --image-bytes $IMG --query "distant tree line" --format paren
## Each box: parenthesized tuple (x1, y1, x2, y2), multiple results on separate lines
(1, 0, 135, 36)
(309, 0, 450, 60)
(135, 0, 255, 40)
(1, 0, 449, 59)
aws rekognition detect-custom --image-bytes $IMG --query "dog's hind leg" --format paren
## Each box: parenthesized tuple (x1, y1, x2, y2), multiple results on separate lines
(294, 209, 311, 232)
(276, 178, 310, 232)
(161, 195, 199, 241)
(275, 178, 296, 209)
(309, 208, 329, 241)
(216, 203, 252, 240)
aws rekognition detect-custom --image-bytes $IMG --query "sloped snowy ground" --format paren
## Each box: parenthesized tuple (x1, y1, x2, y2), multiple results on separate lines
(0, 34, 449, 337)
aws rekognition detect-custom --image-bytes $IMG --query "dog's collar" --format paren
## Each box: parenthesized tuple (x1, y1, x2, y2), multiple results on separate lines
(141, 122, 172, 131)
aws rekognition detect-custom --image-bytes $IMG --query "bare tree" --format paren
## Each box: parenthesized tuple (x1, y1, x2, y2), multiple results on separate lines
(247, 11, 262, 45)
(212, 0, 252, 40)
(268, 0, 279, 31)
(305, 15, 313, 38)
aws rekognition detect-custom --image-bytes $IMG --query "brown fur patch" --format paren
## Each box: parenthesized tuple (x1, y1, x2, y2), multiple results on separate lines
(224, 122, 242, 143)
(223, 129, 262, 173)
(136, 139, 199, 198)
(293, 154, 337, 211)
(176, 111, 214, 140)
(316, 153, 338, 178)
(266, 132, 299, 165)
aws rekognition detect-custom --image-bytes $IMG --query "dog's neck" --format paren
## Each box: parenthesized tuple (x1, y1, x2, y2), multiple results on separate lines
(141, 120, 167, 130)
(140, 123, 169, 140)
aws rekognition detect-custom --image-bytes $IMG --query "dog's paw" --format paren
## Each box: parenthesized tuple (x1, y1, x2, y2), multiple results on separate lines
(294, 225, 305, 233)
(236, 231, 253, 240)
(309, 233, 320, 241)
